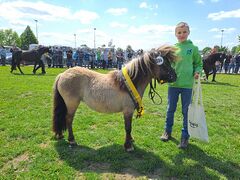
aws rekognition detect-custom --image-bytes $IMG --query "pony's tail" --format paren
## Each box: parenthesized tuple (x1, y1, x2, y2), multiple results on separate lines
(52, 75, 67, 136)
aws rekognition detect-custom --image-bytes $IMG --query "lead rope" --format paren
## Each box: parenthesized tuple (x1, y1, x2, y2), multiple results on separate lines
(148, 79, 162, 105)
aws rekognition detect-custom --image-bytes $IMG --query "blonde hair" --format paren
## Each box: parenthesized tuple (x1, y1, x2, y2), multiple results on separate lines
(175, 22, 190, 32)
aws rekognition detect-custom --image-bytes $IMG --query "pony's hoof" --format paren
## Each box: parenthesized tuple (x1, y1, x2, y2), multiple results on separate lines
(68, 140, 77, 148)
(125, 146, 134, 152)
(124, 142, 134, 152)
(55, 134, 64, 140)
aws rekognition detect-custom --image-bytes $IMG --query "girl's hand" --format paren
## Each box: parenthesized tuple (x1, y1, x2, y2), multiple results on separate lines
(194, 72, 200, 79)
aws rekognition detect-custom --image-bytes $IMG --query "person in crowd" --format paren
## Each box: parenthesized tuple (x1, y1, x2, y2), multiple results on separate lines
(228, 55, 235, 74)
(89, 49, 95, 69)
(116, 48, 124, 70)
(103, 48, 108, 69)
(224, 53, 232, 73)
(210, 46, 218, 54)
(108, 49, 113, 68)
(234, 53, 240, 74)
(78, 49, 84, 67)
(66, 49, 73, 68)
(96, 48, 101, 68)
(160, 22, 202, 149)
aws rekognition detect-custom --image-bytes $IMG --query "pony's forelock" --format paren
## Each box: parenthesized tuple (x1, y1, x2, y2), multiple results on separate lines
(125, 52, 152, 80)
(156, 45, 178, 63)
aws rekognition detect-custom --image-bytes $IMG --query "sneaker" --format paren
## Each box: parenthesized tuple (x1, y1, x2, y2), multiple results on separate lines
(178, 138, 189, 149)
(160, 131, 171, 142)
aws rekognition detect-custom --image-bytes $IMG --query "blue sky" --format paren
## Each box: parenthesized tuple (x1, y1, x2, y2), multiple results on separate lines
(0, 0, 240, 50)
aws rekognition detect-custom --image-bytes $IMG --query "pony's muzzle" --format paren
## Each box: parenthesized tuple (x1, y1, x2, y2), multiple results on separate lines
(168, 71, 177, 82)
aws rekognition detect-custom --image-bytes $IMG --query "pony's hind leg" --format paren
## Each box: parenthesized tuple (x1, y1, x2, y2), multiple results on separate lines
(39, 60, 46, 74)
(212, 67, 217, 82)
(66, 113, 77, 146)
(64, 100, 80, 146)
(123, 112, 134, 152)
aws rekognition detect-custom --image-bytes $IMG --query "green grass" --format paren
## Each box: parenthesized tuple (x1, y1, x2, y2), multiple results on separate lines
(0, 65, 239, 179)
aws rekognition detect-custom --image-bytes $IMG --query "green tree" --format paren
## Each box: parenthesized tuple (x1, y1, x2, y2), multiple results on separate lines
(20, 26, 38, 50)
(219, 46, 229, 53)
(0, 29, 21, 47)
(0, 30, 4, 45)
(202, 47, 211, 55)
(231, 46, 238, 55)
(126, 45, 133, 52)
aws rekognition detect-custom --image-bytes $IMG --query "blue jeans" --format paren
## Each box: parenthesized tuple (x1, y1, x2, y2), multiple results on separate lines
(164, 87, 192, 139)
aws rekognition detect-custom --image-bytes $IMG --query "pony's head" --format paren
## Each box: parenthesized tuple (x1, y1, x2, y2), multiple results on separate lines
(148, 45, 178, 83)
(124, 45, 177, 84)
(38, 46, 50, 55)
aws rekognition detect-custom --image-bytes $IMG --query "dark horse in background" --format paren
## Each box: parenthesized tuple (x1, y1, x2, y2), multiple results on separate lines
(203, 52, 226, 82)
(11, 46, 49, 74)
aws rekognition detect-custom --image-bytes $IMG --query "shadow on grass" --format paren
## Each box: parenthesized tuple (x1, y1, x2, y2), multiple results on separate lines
(55, 140, 240, 179)
(173, 144, 240, 179)
(201, 81, 238, 87)
(55, 140, 168, 179)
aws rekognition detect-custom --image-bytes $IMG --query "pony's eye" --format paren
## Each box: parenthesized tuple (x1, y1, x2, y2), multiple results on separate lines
(156, 56, 164, 65)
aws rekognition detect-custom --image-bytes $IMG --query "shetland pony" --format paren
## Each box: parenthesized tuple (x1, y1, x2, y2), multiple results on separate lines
(11, 46, 49, 74)
(52, 45, 178, 152)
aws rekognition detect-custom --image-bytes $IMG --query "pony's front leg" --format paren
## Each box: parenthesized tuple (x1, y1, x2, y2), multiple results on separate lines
(33, 62, 37, 74)
(123, 113, 134, 152)
(212, 67, 217, 82)
(17, 64, 24, 74)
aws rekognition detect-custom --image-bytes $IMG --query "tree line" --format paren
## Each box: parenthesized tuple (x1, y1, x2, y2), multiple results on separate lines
(0, 26, 38, 50)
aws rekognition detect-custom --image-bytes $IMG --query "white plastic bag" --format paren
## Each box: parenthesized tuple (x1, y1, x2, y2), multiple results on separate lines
(188, 78, 209, 142)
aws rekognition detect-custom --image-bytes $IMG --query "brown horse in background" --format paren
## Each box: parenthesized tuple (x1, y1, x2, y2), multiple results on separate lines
(52, 45, 178, 152)
(11, 46, 49, 74)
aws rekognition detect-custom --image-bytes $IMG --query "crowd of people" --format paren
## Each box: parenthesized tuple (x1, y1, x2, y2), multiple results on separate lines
(42, 46, 143, 70)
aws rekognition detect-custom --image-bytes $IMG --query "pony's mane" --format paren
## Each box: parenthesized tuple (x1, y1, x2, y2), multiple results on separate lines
(110, 45, 177, 91)
(125, 45, 177, 81)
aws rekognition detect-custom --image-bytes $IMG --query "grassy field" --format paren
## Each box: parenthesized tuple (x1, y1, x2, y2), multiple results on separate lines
(0, 65, 239, 179)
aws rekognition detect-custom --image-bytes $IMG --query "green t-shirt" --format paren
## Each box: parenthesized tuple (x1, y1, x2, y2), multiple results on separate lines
(169, 40, 203, 89)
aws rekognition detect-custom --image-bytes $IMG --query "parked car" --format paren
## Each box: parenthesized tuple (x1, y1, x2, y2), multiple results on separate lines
(0, 46, 14, 64)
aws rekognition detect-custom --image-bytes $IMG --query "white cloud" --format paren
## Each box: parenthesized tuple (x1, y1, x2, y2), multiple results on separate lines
(109, 22, 128, 28)
(0, 1, 99, 24)
(73, 10, 99, 24)
(130, 16, 136, 20)
(128, 24, 174, 34)
(208, 9, 240, 20)
(139, 2, 158, 10)
(209, 27, 236, 33)
(105, 8, 128, 16)
(196, 0, 205, 4)
(139, 2, 148, 8)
